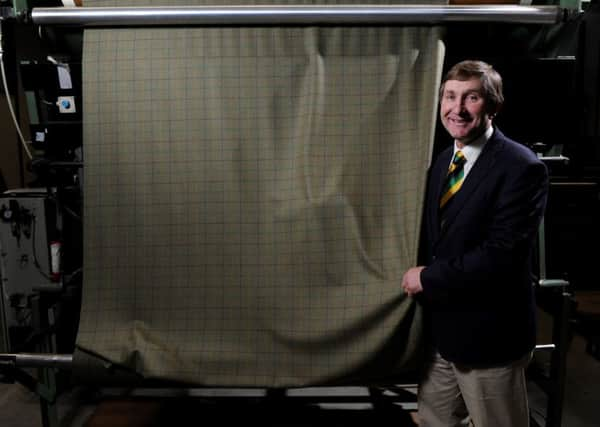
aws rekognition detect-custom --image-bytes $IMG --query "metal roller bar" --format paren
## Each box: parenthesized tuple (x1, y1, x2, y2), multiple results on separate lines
(31, 5, 563, 27)
(535, 344, 556, 351)
(0, 353, 73, 369)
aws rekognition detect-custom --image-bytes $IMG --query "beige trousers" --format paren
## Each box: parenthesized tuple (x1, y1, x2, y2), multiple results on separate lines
(417, 351, 531, 427)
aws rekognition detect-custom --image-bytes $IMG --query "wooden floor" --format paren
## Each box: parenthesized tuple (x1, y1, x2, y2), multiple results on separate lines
(85, 397, 419, 427)
(572, 290, 600, 359)
(575, 290, 600, 316)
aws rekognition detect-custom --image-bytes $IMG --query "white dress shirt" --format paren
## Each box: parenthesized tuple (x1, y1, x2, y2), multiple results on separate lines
(451, 125, 494, 179)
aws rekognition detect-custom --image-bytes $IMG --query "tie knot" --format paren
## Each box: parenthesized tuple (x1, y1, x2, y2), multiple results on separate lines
(447, 150, 466, 175)
(453, 150, 466, 165)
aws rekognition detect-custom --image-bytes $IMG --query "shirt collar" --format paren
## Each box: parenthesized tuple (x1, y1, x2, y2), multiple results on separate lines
(453, 125, 493, 164)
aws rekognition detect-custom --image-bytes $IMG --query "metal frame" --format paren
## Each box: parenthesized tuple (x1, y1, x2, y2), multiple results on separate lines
(529, 155, 575, 427)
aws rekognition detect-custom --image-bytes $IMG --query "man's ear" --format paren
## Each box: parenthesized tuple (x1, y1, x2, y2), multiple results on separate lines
(487, 103, 501, 119)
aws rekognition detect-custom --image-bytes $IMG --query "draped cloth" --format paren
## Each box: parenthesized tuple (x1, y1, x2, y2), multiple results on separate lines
(75, 0, 446, 387)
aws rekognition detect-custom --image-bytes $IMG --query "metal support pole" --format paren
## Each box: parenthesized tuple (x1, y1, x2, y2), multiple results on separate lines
(534, 155, 573, 427)
(31, 295, 59, 427)
(545, 289, 573, 427)
(31, 5, 563, 27)
(0, 352, 74, 369)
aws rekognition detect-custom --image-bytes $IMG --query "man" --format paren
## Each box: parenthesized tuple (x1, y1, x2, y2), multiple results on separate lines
(402, 60, 548, 427)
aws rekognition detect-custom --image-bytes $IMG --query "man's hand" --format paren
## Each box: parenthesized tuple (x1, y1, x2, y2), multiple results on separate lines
(402, 266, 425, 296)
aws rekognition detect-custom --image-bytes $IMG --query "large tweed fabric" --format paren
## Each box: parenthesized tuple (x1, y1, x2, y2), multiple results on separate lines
(76, 0, 445, 387)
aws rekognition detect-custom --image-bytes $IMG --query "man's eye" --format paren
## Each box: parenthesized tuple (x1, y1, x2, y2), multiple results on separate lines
(445, 94, 455, 101)
(468, 95, 480, 102)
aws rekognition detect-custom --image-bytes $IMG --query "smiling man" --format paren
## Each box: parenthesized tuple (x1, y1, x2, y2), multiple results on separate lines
(401, 60, 549, 427)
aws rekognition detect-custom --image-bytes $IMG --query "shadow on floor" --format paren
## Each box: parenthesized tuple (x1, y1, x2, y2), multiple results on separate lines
(84, 397, 418, 427)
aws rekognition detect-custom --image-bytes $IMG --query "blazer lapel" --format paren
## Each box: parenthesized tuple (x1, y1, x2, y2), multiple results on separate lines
(438, 131, 504, 235)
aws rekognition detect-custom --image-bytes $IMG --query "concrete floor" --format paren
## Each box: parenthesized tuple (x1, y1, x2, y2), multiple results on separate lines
(1, 308, 599, 427)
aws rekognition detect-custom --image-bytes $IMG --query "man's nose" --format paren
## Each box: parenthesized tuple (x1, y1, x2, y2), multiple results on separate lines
(453, 97, 467, 113)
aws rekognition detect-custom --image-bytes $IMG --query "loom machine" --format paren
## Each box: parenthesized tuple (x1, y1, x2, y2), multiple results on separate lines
(0, 1, 597, 427)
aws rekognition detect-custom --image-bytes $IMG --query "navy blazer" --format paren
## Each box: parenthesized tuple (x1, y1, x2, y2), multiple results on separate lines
(419, 128, 549, 365)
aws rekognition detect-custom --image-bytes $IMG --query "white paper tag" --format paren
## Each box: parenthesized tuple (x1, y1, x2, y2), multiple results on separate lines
(57, 64, 73, 89)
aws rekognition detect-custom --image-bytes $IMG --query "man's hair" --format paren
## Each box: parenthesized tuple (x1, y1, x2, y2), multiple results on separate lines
(439, 60, 504, 115)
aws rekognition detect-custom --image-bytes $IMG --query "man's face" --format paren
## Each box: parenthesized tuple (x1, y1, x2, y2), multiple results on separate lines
(440, 78, 492, 146)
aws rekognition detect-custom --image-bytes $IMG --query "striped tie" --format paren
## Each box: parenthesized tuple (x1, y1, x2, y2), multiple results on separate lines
(439, 150, 466, 209)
